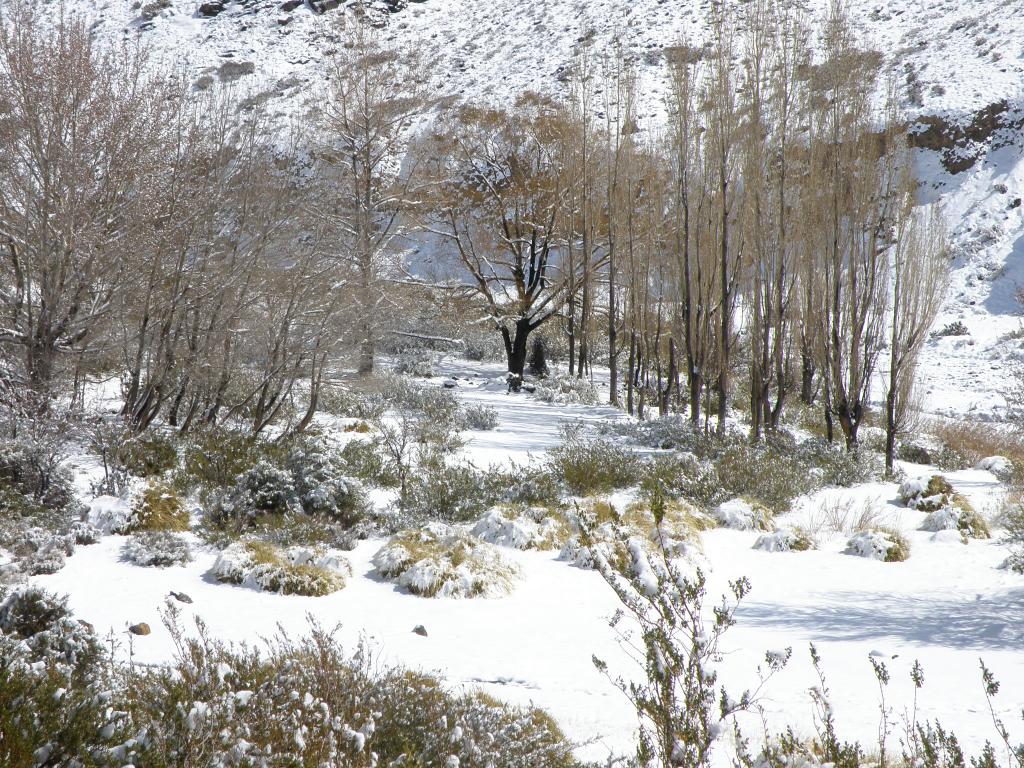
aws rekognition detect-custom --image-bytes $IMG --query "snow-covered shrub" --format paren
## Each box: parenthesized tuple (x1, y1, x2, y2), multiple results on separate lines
(402, 455, 496, 524)
(976, 455, 1014, 482)
(0, 438, 80, 518)
(176, 428, 290, 500)
(287, 443, 366, 526)
(792, 439, 881, 488)
(86, 494, 132, 535)
(0, 586, 102, 673)
(372, 523, 519, 598)
(549, 423, 643, 496)
(899, 474, 956, 512)
(122, 531, 193, 567)
(714, 444, 810, 513)
(932, 320, 968, 337)
(119, 619, 577, 768)
(714, 498, 775, 531)
(752, 527, 816, 553)
(119, 432, 178, 478)
(462, 403, 499, 431)
(394, 348, 436, 378)
(126, 481, 190, 533)
(0, 526, 76, 576)
(641, 452, 720, 506)
(919, 503, 991, 540)
(844, 527, 910, 562)
(587, 511, 760, 768)
(533, 375, 600, 406)
(471, 507, 569, 550)
(493, 460, 562, 507)
(69, 520, 99, 545)
(559, 497, 708, 570)
(212, 540, 350, 596)
(340, 436, 398, 487)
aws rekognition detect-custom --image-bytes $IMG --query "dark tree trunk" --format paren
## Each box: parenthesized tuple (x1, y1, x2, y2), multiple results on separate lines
(529, 336, 549, 377)
(502, 317, 532, 377)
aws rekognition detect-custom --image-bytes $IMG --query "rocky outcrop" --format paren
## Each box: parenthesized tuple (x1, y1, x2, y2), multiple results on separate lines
(909, 100, 1024, 174)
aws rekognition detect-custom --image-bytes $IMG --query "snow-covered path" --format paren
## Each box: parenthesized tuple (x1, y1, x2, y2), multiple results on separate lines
(34, 361, 1024, 763)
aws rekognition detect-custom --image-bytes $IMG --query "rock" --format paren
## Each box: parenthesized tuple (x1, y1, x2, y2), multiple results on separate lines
(309, 0, 342, 13)
(413, 624, 428, 637)
(198, 1, 225, 16)
(442, 379, 457, 389)
(280, 0, 302, 10)
(169, 590, 193, 604)
(129, 622, 151, 636)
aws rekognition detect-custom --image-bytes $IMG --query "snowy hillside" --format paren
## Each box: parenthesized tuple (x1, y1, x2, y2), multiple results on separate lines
(64, 0, 1024, 418)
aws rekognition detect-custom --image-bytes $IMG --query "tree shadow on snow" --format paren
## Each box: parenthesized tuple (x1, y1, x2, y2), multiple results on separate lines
(738, 588, 1024, 651)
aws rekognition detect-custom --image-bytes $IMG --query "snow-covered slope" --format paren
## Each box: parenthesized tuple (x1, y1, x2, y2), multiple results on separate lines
(65, 0, 1024, 418)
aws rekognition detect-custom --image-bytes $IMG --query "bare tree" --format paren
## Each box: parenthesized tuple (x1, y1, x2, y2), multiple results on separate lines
(885, 201, 949, 471)
(429, 96, 580, 378)
(0, 3, 170, 402)
(314, 20, 428, 376)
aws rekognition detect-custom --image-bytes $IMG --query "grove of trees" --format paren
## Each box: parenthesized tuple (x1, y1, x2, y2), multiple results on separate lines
(0, 0, 949, 459)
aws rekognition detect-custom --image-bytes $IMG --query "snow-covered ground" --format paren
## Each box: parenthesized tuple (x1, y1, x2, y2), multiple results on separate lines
(32, 358, 1024, 763)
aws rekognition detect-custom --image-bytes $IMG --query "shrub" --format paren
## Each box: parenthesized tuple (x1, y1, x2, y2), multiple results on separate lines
(176, 429, 289, 500)
(212, 540, 350, 596)
(844, 527, 910, 562)
(0, 441, 79, 519)
(641, 452, 721, 506)
(122, 531, 193, 567)
(928, 419, 1024, 481)
(919, 499, 991, 541)
(713, 498, 774, 531)
(121, 433, 178, 477)
(715, 444, 810, 513)
(126, 482, 190, 533)
(533, 375, 600, 406)
(559, 495, 709, 570)
(471, 507, 570, 550)
(490, 460, 562, 507)
(463, 403, 499, 431)
(122, 620, 579, 768)
(372, 523, 520, 598)
(393, 348, 436, 377)
(339, 437, 397, 486)
(753, 527, 816, 552)
(549, 423, 643, 496)
(932, 319, 968, 337)
(793, 440, 881, 488)
(1, 596, 579, 768)
(287, 443, 366, 526)
(402, 454, 496, 524)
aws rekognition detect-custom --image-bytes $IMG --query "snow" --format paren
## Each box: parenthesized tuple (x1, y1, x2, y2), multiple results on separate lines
(22, 357, 1024, 762)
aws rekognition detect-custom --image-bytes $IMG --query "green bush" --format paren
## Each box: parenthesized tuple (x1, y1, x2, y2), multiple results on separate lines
(549, 423, 643, 496)
(175, 429, 289, 500)
(403, 454, 497, 523)
(641, 453, 721, 506)
(122, 433, 178, 477)
(715, 443, 810, 513)
(339, 437, 397, 486)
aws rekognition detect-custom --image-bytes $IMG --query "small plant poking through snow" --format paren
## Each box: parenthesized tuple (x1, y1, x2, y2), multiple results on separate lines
(372, 523, 520, 598)
(212, 540, 350, 596)
(122, 531, 193, 567)
(845, 527, 911, 562)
